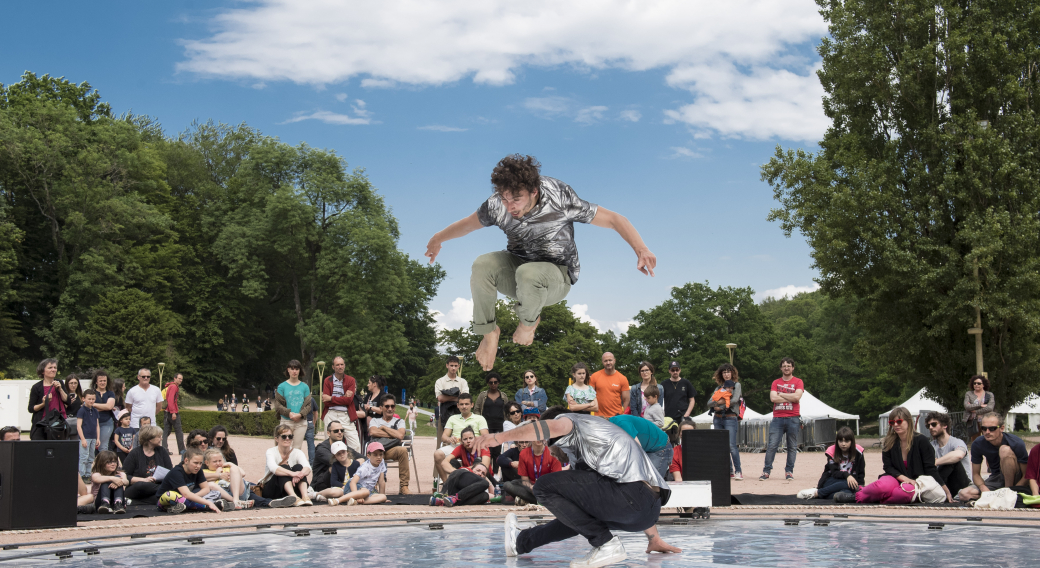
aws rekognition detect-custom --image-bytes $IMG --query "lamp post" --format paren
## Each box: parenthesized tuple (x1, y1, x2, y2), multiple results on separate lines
(157, 362, 165, 389)
(968, 262, 985, 377)
(315, 360, 326, 421)
(725, 343, 737, 365)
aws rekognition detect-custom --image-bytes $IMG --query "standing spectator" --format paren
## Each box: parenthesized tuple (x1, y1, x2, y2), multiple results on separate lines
(435, 356, 469, 430)
(642, 385, 665, 427)
(368, 394, 412, 494)
(589, 352, 629, 418)
(125, 368, 164, 433)
(162, 373, 185, 455)
(113, 411, 135, 463)
(844, 407, 938, 503)
(707, 363, 742, 480)
(565, 362, 597, 414)
(64, 375, 83, 440)
(259, 424, 313, 506)
(123, 426, 173, 501)
(91, 370, 116, 452)
(661, 361, 696, 426)
(77, 390, 100, 478)
(406, 403, 419, 431)
(321, 356, 362, 453)
(956, 412, 1029, 501)
(760, 357, 803, 481)
(90, 451, 128, 514)
(797, 427, 864, 501)
(963, 375, 995, 443)
(257, 395, 262, 411)
(926, 412, 972, 500)
(111, 378, 126, 423)
(312, 420, 352, 491)
(629, 361, 661, 419)
(274, 360, 312, 452)
(360, 375, 387, 447)
(216, 397, 224, 412)
(264, 397, 272, 411)
(515, 370, 548, 419)
(28, 358, 67, 440)
(502, 439, 562, 505)
(476, 372, 509, 474)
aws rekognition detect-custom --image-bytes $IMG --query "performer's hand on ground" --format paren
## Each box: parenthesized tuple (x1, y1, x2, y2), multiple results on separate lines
(636, 247, 656, 277)
(425, 237, 442, 264)
(512, 317, 539, 346)
(475, 326, 501, 371)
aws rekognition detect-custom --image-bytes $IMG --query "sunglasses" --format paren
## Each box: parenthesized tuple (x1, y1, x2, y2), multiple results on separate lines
(382, 404, 395, 409)
(980, 426, 1001, 432)
(509, 410, 522, 415)
(888, 418, 905, 426)
(279, 434, 294, 440)
(524, 375, 535, 379)
(926, 422, 940, 428)
(330, 429, 345, 434)
(214, 436, 226, 441)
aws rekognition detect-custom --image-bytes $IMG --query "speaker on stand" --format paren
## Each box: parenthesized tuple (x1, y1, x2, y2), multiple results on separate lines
(0, 440, 78, 530)
(681, 429, 731, 507)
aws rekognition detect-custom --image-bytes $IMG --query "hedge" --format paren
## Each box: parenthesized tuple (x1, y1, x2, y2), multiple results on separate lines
(155, 409, 283, 437)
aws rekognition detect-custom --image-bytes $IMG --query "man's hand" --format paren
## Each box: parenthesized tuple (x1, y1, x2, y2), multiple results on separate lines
(425, 237, 442, 264)
(322, 393, 332, 402)
(473, 433, 502, 454)
(345, 390, 354, 399)
(636, 247, 656, 277)
(172, 413, 177, 420)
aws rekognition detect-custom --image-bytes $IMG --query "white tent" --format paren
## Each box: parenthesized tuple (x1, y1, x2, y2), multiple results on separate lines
(762, 391, 861, 433)
(878, 388, 946, 436)
(1008, 394, 1040, 433)
(692, 405, 765, 425)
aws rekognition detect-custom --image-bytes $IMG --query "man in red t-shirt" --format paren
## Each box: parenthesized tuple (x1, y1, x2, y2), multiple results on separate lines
(162, 373, 184, 454)
(502, 439, 562, 505)
(589, 352, 629, 418)
(760, 358, 804, 481)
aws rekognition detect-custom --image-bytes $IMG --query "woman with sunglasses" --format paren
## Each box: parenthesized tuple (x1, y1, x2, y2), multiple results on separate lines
(840, 406, 940, 503)
(208, 426, 238, 465)
(475, 372, 510, 473)
(565, 362, 597, 414)
(515, 370, 548, 419)
(260, 424, 313, 506)
(963, 375, 995, 443)
(501, 402, 525, 451)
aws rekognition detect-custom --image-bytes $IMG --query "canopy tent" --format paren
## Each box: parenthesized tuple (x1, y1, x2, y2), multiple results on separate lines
(761, 391, 861, 434)
(878, 388, 947, 436)
(691, 405, 765, 424)
(1008, 394, 1040, 433)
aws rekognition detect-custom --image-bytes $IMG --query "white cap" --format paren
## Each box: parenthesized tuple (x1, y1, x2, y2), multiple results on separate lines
(331, 441, 349, 454)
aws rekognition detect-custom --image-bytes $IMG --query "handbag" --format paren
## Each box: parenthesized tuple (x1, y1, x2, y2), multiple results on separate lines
(37, 410, 69, 440)
(372, 418, 403, 449)
(911, 475, 946, 503)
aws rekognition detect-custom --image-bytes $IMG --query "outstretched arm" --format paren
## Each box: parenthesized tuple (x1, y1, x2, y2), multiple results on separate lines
(472, 418, 573, 453)
(426, 212, 484, 264)
(590, 207, 656, 276)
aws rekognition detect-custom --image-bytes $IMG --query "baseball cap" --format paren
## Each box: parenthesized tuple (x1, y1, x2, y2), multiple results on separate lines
(366, 442, 385, 453)
(331, 441, 349, 454)
(669, 361, 680, 369)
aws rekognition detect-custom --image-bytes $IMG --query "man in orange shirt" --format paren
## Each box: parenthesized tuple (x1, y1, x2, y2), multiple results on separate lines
(589, 352, 629, 418)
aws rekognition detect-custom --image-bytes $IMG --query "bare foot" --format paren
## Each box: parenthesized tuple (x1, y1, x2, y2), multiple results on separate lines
(476, 326, 501, 370)
(646, 535, 682, 554)
(512, 317, 540, 345)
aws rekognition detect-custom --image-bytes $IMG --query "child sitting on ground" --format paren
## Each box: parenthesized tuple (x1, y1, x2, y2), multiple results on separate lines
(325, 442, 388, 506)
(155, 448, 229, 514)
(797, 426, 865, 501)
(643, 385, 665, 427)
(90, 451, 128, 514)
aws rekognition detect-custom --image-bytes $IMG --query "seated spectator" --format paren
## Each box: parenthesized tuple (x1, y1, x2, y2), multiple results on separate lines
(156, 448, 229, 513)
(502, 439, 562, 505)
(327, 442, 389, 506)
(667, 418, 689, 481)
(957, 412, 1030, 501)
(436, 426, 491, 481)
(185, 429, 209, 453)
(431, 462, 494, 507)
(435, 393, 489, 458)
(0, 426, 19, 441)
(501, 402, 524, 450)
(497, 440, 530, 482)
(123, 426, 173, 501)
(368, 393, 411, 494)
(1027, 440, 1040, 496)
(77, 475, 96, 514)
(259, 424, 313, 506)
(90, 450, 128, 514)
(201, 448, 264, 509)
(312, 420, 355, 492)
(797, 427, 864, 501)
(607, 414, 671, 479)
(208, 426, 239, 465)
(317, 441, 365, 504)
(642, 385, 665, 428)
(926, 412, 972, 500)
(845, 407, 939, 504)
(113, 410, 134, 464)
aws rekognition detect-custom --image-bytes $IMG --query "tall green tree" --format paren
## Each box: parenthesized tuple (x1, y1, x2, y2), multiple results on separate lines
(763, 0, 1040, 412)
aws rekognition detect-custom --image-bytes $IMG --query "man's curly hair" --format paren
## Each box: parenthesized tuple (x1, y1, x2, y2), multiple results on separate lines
(491, 154, 541, 196)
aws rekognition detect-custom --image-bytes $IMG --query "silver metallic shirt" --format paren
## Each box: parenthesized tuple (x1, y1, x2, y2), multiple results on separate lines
(476, 176, 598, 285)
(554, 413, 670, 492)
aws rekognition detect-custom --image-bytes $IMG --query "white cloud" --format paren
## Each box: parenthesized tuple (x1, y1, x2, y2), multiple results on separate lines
(431, 297, 474, 331)
(668, 146, 704, 159)
(755, 283, 820, 303)
(570, 304, 602, 331)
(418, 125, 468, 132)
(575, 105, 608, 125)
(177, 0, 829, 141)
(619, 109, 641, 122)
(335, 92, 348, 102)
(282, 110, 372, 125)
(614, 320, 638, 333)
(524, 96, 572, 117)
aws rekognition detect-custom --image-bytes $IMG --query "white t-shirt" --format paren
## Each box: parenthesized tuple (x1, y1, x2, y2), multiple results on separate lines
(125, 384, 164, 427)
(353, 460, 387, 492)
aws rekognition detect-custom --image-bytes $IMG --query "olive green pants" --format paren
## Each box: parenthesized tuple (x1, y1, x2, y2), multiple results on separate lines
(470, 251, 571, 335)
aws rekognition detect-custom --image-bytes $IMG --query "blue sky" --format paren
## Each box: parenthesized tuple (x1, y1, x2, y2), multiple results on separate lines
(3, 1, 828, 333)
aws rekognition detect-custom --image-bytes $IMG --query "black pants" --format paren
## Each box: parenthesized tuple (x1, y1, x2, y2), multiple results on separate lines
(126, 482, 161, 501)
(443, 469, 489, 505)
(499, 463, 521, 482)
(262, 464, 306, 499)
(516, 470, 661, 554)
(936, 463, 972, 496)
(94, 483, 126, 506)
(502, 480, 537, 504)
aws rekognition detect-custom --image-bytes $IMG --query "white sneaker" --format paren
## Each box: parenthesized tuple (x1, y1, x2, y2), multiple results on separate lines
(796, 488, 817, 500)
(504, 513, 520, 557)
(313, 494, 328, 504)
(733, 472, 743, 481)
(570, 536, 627, 568)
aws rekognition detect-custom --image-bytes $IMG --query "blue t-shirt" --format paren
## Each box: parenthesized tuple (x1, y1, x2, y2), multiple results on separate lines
(277, 381, 311, 417)
(95, 391, 115, 423)
(608, 415, 668, 453)
(971, 432, 1028, 470)
(76, 406, 99, 438)
(114, 426, 136, 453)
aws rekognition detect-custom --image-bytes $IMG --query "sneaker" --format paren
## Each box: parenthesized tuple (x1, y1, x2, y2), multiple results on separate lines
(268, 495, 297, 508)
(786, 472, 794, 480)
(235, 500, 255, 510)
(443, 495, 457, 508)
(313, 494, 328, 504)
(759, 473, 769, 481)
(569, 536, 627, 568)
(504, 512, 520, 557)
(295, 499, 313, 507)
(114, 501, 126, 514)
(346, 498, 357, 506)
(515, 498, 528, 507)
(328, 498, 341, 506)
(429, 495, 441, 507)
(733, 472, 743, 481)
(77, 504, 96, 515)
(796, 488, 817, 500)
(166, 502, 187, 514)
(97, 500, 112, 514)
(834, 491, 857, 504)
(213, 499, 233, 511)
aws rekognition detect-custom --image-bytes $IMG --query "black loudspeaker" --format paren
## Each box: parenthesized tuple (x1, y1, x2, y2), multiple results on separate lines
(681, 429, 731, 507)
(0, 440, 78, 530)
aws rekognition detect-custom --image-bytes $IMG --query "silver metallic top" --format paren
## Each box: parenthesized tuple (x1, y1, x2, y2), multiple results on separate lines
(476, 176, 598, 285)
(554, 413, 670, 493)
